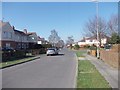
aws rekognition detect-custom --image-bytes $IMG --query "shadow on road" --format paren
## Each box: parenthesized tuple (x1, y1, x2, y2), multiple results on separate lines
(48, 54, 65, 56)
(56, 54, 65, 56)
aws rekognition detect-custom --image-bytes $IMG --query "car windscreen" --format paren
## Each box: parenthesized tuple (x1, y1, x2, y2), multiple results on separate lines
(48, 49, 55, 51)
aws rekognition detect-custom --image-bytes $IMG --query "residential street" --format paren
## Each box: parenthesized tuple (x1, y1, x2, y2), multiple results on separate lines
(2, 48, 77, 88)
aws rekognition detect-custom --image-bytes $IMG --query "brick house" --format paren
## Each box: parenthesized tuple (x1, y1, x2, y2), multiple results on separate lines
(26, 32, 38, 48)
(0, 21, 39, 50)
(13, 27, 29, 50)
(0, 21, 15, 49)
(0, 21, 37, 49)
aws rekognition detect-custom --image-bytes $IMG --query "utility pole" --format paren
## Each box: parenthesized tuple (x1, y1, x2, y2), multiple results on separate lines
(92, 0, 99, 58)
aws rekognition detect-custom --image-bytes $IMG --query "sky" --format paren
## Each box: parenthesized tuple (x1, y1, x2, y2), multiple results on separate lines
(2, 2, 118, 42)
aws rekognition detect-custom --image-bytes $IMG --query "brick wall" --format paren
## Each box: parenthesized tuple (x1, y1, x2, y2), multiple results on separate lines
(100, 44, 120, 68)
(1, 40, 15, 49)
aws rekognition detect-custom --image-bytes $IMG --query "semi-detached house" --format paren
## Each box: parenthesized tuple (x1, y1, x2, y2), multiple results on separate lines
(0, 21, 38, 50)
(0, 21, 15, 49)
(14, 28, 29, 50)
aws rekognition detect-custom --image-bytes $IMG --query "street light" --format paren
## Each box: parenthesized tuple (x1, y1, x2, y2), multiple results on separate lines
(92, 0, 99, 58)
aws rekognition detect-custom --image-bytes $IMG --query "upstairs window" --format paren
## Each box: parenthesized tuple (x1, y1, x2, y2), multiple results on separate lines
(3, 32, 12, 39)
(3, 31, 7, 38)
(8, 32, 12, 39)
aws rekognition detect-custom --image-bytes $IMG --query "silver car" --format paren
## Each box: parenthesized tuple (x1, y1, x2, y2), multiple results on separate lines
(46, 48, 59, 56)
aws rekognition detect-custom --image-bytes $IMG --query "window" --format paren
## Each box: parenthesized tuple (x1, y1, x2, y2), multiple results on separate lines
(3, 31, 7, 38)
(32, 37, 34, 40)
(10, 32, 12, 39)
(6, 43, 10, 48)
(3, 32, 12, 39)
(90, 40, 92, 42)
(22, 43, 24, 48)
(8, 32, 12, 39)
(18, 43, 21, 49)
(18, 36, 20, 40)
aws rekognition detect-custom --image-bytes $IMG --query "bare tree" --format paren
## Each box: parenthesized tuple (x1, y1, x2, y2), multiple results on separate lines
(48, 29, 61, 47)
(56, 40, 64, 48)
(84, 16, 107, 46)
(66, 36, 74, 46)
(108, 14, 118, 35)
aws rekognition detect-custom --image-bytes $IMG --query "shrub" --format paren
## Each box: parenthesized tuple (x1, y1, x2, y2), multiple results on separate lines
(74, 44, 80, 50)
(2, 50, 26, 62)
(42, 44, 52, 48)
(89, 46, 97, 50)
(84, 44, 90, 48)
(108, 33, 120, 44)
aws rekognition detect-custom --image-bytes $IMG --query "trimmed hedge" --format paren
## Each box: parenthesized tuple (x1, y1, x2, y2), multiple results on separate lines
(2, 50, 26, 62)
(1, 44, 52, 62)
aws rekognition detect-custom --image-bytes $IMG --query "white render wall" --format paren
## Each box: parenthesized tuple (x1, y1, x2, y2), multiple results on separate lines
(78, 38, 107, 46)
(38, 41, 42, 44)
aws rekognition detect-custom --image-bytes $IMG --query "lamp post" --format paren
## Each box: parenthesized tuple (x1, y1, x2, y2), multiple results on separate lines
(92, 0, 99, 58)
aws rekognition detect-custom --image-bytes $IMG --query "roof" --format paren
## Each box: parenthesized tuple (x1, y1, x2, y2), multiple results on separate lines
(38, 36, 45, 41)
(14, 29, 27, 35)
(79, 35, 110, 42)
(0, 21, 11, 28)
(27, 32, 36, 35)
(79, 39, 85, 42)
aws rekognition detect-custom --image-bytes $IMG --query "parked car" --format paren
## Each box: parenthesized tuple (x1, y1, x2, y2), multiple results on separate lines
(2, 47, 15, 52)
(46, 48, 59, 56)
(104, 44, 112, 50)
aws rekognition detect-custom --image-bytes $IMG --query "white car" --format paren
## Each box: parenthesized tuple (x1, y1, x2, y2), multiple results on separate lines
(46, 48, 59, 56)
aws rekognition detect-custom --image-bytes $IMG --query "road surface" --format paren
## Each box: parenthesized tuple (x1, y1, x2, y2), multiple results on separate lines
(2, 48, 77, 88)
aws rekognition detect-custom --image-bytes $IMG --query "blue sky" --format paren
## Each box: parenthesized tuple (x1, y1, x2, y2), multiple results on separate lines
(2, 2, 118, 42)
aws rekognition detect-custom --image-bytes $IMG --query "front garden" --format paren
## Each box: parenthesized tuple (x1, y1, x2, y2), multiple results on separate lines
(0, 44, 52, 68)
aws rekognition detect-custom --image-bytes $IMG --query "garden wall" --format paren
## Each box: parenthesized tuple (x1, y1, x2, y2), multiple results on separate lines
(100, 44, 120, 68)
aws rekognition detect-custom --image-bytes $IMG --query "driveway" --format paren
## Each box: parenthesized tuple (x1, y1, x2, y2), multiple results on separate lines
(2, 48, 77, 88)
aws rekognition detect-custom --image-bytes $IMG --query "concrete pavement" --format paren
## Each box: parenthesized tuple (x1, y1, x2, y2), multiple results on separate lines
(2, 48, 77, 88)
(86, 55, 118, 88)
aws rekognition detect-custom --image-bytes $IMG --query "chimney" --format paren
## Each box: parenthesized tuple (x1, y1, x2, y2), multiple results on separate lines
(23, 29, 27, 34)
(12, 26, 15, 30)
(83, 37, 85, 40)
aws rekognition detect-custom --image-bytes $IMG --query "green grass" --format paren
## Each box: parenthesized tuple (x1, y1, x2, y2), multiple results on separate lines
(76, 50, 86, 57)
(0, 56, 40, 68)
(77, 60, 111, 88)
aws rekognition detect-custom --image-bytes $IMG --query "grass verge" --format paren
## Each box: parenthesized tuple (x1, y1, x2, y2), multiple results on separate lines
(76, 50, 86, 57)
(76, 51, 111, 88)
(77, 60, 111, 88)
(0, 56, 40, 69)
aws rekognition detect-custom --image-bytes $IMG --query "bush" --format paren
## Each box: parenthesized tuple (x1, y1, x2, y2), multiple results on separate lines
(29, 44, 43, 49)
(39, 48, 46, 54)
(89, 46, 97, 50)
(108, 33, 120, 44)
(84, 44, 90, 48)
(74, 44, 80, 50)
(2, 50, 26, 62)
(42, 44, 52, 48)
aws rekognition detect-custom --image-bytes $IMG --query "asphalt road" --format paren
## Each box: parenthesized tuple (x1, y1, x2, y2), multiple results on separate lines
(2, 48, 77, 88)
